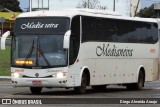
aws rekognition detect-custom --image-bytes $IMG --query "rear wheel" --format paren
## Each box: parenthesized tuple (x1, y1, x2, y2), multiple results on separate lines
(126, 70, 144, 90)
(30, 87, 42, 94)
(74, 73, 87, 94)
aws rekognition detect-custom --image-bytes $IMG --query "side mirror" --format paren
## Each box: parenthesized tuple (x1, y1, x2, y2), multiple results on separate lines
(1, 31, 10, 50)
(63, 30, 71, 49)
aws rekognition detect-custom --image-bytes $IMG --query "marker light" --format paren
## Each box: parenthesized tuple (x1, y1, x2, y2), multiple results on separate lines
(15, 60, 33, 65)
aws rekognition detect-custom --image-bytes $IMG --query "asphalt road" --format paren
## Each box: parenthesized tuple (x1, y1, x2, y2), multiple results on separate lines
(0, 78, 160, 107)
(0, 79, 160, 98)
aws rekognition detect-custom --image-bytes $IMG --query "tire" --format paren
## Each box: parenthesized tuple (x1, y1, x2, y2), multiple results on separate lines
(74, 73, 87, 94)
(126, 71, 144, 90)
(30, 87, 42, 94)
(92, 85, 106, 91)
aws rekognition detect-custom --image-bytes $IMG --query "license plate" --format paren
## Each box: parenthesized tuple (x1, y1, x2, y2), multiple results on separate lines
(32, 80, 42, 85)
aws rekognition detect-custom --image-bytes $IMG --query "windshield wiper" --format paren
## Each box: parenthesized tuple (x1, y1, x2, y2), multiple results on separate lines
(38, 48, 51, 66)
(23, 40, 35, 66)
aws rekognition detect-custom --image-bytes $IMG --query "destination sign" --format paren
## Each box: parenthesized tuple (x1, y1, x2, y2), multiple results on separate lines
(14, 17, 70, 35)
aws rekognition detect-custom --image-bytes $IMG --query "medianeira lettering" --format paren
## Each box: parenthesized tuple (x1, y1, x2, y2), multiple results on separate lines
(96, 44, 133, 57)
(21, 22, 59, 29)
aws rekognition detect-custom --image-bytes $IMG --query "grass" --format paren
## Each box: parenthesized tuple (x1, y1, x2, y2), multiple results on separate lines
(0, 47, 11, 76)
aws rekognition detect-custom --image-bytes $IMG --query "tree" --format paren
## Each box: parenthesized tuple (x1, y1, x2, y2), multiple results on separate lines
(0, 0, 22, 12)
(77, 0, 107, 10)
(136, 4, 158, 18)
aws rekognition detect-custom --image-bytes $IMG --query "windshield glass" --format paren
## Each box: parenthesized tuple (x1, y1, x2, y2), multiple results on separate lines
(12, 35, 67, 68)
(12, 17, 69, 68)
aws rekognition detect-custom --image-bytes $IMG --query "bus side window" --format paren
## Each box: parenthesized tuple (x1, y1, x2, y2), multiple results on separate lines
(69, 38, 76, 65)
(69, 16, 80, 65)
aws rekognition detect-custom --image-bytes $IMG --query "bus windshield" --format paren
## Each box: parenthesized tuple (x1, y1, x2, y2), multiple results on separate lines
(12, 35, 67, 68)
(12, 35, 67, 67)
(12, 17, 70, 68)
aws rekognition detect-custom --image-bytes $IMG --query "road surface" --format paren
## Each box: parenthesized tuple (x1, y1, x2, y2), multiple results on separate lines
(0, 78, 160, 106)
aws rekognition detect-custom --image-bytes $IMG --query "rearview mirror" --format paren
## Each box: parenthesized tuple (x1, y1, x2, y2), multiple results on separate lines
(63, 30, 71, 49)
(1, 31, 10, 50)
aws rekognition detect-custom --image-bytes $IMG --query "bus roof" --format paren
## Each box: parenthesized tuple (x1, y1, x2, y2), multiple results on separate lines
(17, 9, 157, 23)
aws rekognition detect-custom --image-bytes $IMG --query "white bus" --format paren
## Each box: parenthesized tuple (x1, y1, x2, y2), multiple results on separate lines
(1, 9, 159, 94)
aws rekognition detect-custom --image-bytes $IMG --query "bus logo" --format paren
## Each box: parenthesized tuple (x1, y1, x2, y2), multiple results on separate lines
(35, 73, 39, 77)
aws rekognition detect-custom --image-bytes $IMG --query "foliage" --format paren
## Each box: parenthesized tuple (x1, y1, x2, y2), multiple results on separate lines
(136, 4, 158, 18)
(0, 0, 22, 12)
(77, 0, 107, 10)
(0, 47, 10, 76)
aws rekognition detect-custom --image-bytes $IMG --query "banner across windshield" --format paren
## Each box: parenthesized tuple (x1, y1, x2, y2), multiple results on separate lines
(14, 17, 70, 35)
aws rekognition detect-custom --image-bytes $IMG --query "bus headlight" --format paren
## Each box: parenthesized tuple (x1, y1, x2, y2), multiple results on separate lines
(56, 72, 67, 78)
(11, 72, 22, 78)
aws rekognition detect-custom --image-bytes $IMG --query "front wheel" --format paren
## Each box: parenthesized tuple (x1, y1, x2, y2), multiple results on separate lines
(74, 73, 87, 94)
(30, 87, 42, 94)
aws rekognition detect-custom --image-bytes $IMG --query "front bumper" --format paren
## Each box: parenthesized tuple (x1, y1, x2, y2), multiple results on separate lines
(11, 77, 69, 87)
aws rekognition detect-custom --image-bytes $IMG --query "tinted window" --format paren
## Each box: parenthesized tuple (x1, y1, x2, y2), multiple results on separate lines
(69, 16, 80, 65)
(82, 16, 158, 44)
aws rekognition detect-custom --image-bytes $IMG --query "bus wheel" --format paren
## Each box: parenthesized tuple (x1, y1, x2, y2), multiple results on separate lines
(74, 73, 87, 94)
(126, 70, 144, 90)
(92, 85, 106, 91)
(30, 87, 42, 94)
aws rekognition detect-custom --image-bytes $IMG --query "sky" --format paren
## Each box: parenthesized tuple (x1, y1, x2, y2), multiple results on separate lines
(19, 0, 160, 14)
(29, 0, 126, 15)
